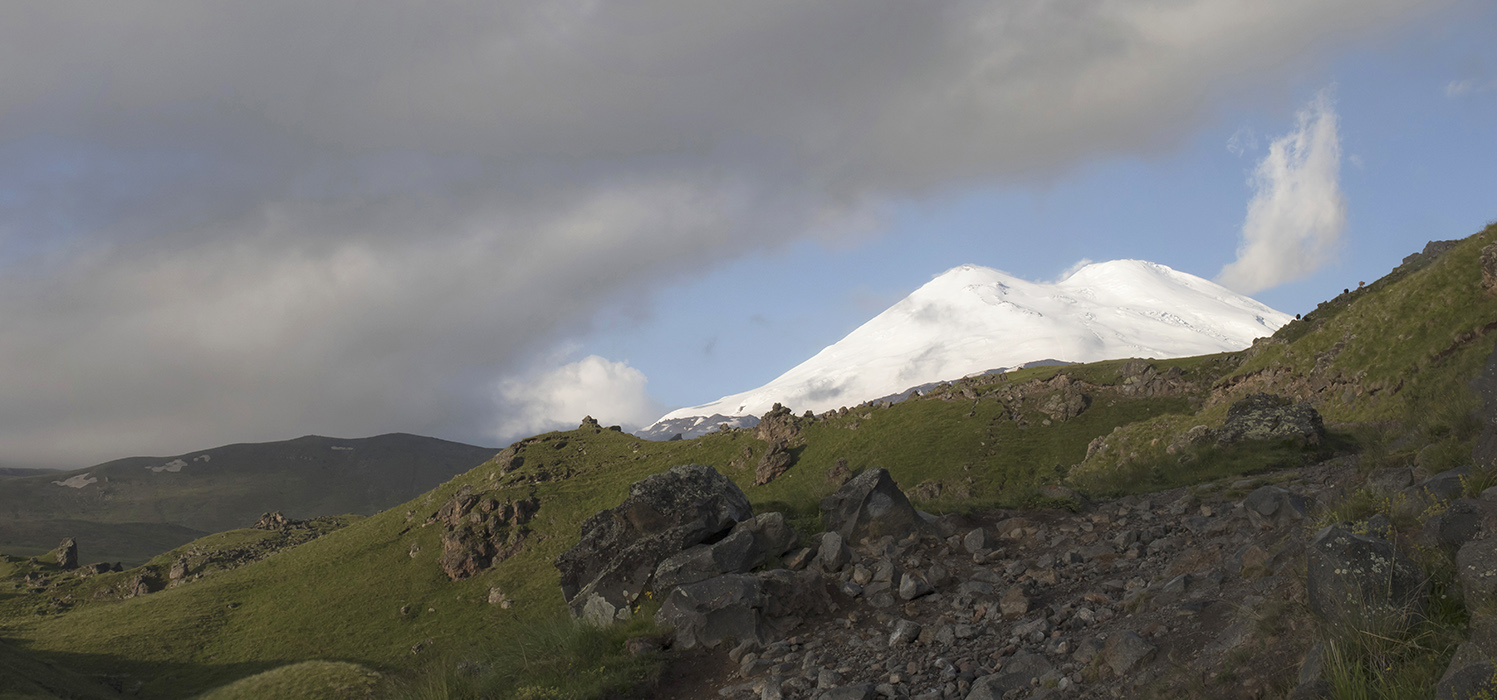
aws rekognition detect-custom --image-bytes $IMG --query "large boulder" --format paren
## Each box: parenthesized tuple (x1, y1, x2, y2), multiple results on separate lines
(1438, 621, 1497, 699)
(1307, 525, 1428, 630)
(966, 651, 1054, 700)
(820, 468, 929, 544)
(654, 574, 766, 649)
(556, 464, 753, 625)
(651, 512, 798, 591)
(1457, 538, 1497, 609)
(1217, 393, 1326, 446)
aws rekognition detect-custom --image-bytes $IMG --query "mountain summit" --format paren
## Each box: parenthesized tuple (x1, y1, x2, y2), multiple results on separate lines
(643, 260, 1291, 438)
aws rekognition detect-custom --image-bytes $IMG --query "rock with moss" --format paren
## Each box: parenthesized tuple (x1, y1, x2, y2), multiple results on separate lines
(1217, 393, 1326, 447)
(1307, 525, 1427, 630)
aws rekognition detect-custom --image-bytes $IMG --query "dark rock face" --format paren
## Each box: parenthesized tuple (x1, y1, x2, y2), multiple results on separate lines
(755, 440, 794, 485)
(556, 464, 752, 625)
(55, 538, 77, 570)
(1420, 499, 1485, 551)
(1217, 393, 1326, 446)
(820, 468, 928, 544)
(1038, 375, 1089, 422)
(652, 513, 798, 591)
(1307, 525, 1428, 629)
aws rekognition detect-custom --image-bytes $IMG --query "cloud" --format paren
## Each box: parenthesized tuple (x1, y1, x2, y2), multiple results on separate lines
(1446, 78, 1496, 97)
(0, 1, 1431, 465)
(1226, 127, 1259, 156)
(1057, 258, 1096, 281)
(494, 354, 664, 440)
(1217, 91, 1347, 294)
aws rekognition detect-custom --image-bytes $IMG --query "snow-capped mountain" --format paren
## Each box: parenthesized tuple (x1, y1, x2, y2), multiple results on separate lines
(640, 260, 1292, 440)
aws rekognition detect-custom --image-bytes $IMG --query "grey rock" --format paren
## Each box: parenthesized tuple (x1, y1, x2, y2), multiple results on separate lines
(1307, 525, 1428, 630)
(820, 684, 874, 700)
(1368, 467, 1415, 494)
(1101, 630, 1156, 676)
(1437, 662, 1497, 700)
(1439, 622, 1497, 699)
(820, 468, 929, 544)
(897, 571, 932, 600)
(963, 528, 988, 554)
(655, 574, 766, 650)
(818, 668, 843, 689)
(1421, 467, 1471, 504)
(1243, 485, 1311, 529)
(999, 586, 1030, 617)
(1458, 538, 1497, 608)
(557, 464, 752, 624)
(815, 531, 851, 573)
(966, 651, 1053, 700)
(1421, 499, 1484, 551)
(889, 619, 922, 646)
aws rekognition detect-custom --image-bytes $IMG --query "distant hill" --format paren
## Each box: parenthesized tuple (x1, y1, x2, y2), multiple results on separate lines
(646, 260, 1290, 438)
(0, 433, 495, 565)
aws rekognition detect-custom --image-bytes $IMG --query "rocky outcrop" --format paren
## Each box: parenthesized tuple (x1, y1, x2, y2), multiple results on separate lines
(556, 464, 753, 625)
(55, 538, 77, 570)
(1217, 393, 1326, 446)
(756, 403, 804, 445)
(432, 488, 539, 581)
(819, 468, 929, 545)
(756, 440, 794, 485)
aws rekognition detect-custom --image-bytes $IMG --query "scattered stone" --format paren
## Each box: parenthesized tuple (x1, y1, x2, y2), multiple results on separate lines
(967, 652, 1054, 700)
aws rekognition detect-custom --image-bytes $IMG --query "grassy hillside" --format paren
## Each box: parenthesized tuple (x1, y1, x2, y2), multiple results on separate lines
(0, 224, 1493, 699)
(0, 433, 495, 566)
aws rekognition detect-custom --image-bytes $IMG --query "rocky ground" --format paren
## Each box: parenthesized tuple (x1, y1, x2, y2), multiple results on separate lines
(554, 444, 1497, 700)
(658, 465, 1346, 700)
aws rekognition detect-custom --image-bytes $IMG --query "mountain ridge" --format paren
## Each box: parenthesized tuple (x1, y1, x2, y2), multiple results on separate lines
(645, 259, 1290, 439)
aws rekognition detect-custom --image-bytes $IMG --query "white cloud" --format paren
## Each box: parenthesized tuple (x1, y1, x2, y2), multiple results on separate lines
(1217, 90, 1346, 294)
(1226, 127, 1258, 156)
(494, 354, 664, 441)
(1057, 258, 1095, 281)
(1446, 78, 1496, 97)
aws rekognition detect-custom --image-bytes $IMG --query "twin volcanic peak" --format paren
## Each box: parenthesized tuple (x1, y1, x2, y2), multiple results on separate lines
(642, 260, 1292, 439)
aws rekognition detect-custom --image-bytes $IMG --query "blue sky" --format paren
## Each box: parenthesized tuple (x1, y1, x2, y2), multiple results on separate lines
(575, 4, 1497, 415)
(0, 2, 1493, 466)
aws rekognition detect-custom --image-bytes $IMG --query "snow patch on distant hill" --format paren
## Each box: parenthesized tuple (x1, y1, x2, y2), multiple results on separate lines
(643, 260, 1291, 439)
(52, 473, 98, 488)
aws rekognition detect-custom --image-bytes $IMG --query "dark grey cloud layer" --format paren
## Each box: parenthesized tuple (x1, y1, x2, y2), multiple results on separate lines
(0, 1, 1432, 466)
